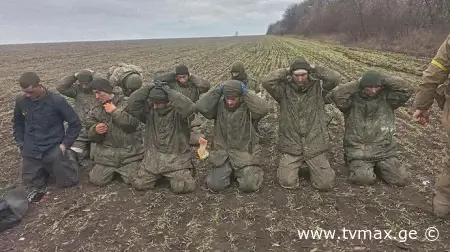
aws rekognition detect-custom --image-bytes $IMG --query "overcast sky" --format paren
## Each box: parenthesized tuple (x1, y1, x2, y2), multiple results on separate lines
(0, 0, 294, 44)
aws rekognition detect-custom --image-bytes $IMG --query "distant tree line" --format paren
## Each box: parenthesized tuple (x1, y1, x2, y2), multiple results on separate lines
(267, 0, 450, 55)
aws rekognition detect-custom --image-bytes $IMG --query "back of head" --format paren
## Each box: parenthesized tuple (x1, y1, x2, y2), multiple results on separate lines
(77, 70, 93, 84)
(19, 72, 40, 88)
(124, 73, 143, 92)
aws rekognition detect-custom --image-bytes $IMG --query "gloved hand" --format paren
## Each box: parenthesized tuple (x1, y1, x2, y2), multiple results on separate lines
(161, 84, 171, 93)
(154, 80, 165, 89)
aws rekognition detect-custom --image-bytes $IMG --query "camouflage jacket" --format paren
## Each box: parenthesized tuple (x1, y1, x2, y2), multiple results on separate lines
(106, 63, 143, 89)
(85, 94, 144, 167)
(56, 74, 97, 127)
(196, 87, 269, 169)
(126, 84, 195, 174)
(328, 76, 413, 161)
(262, 66, 341, 159)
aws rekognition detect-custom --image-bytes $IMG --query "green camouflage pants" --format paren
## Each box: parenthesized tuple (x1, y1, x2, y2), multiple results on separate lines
(347, 157, 409, 186)
(132, 168, 196, 194)
(433, 134, 450, 218)
(277, 152, 335, 191)
(206, 161, 264, 193)
(89, 162, 139, 187)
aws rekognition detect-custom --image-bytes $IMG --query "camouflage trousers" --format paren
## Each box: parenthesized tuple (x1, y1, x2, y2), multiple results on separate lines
(347, 157, 409, 186)
(89, 162, 139, 187)
(206, 161, 264, 193)
(132, 168, 196, 194)
(433, 133, 450, 218)
(277, 152, 335, 191)
(21, 145, 78, 189)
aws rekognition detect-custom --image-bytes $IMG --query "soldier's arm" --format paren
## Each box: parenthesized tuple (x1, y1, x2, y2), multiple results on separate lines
(244, 90, 269, 121)
(56, 95, 82, 149)
(111, 102, 141, 133)
(126, 82, 154, 123)
(12, 96, 25, 148)
(56, 74, 78, 98)
(191, 75, 211, 94)
(195, 86, 220, 119)
(261, 68, 286, 103)
(313, 65, 342, 92)
(384, 76, 414, 109)
(164, 87, 195, 119)
(247, 78, 261, 94)
(327, 80, 359, 112)
(85, 107, 106, 143)
(414, 35, 450, 110)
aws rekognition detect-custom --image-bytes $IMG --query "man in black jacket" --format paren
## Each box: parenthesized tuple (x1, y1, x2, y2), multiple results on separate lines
(12, 72, 82, 189)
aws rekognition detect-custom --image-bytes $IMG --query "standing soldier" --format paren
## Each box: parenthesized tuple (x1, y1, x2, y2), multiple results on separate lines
(413, 35, 450, 218)
(262, 57, 341, 191)
(154, 64, 211, 146)
(126, 81, 196, 194)
(106, 63, 144, 97)
(85, 77, 144, 186)
(196, 80, 269, 192)
(230, 61, 261, 94)
(57, 69, 97, 169)
(328, 70, 413, 186)
(13, 72, 81, 190)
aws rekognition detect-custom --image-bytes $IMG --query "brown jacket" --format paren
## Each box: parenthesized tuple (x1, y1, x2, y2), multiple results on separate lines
(414, 35, 450, 131)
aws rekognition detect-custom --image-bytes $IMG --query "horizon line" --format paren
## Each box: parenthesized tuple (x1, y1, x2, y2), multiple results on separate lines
(0, 34, 269, 46)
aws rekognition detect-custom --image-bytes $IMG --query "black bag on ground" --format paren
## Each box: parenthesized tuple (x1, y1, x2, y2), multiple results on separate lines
(0, 186, 29, 232)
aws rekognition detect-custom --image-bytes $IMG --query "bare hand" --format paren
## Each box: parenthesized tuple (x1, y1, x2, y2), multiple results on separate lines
(412, 109, 430, 126)
(103, 103, 117, 113)
(95, 123, 108, 134)
(60, 144, 66, 153)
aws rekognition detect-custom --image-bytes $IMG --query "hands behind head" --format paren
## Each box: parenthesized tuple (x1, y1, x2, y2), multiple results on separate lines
(154, 80, 170, 93)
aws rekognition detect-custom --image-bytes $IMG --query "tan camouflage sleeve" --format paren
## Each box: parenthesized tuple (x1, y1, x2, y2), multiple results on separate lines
(414, 35, 450, 110)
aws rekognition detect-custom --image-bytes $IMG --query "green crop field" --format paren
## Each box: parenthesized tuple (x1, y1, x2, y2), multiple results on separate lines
(0, 35, 448, 251)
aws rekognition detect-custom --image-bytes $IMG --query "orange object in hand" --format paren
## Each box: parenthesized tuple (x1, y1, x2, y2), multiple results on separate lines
(197, 137, 209, 160)
(103, 102, 116, 113)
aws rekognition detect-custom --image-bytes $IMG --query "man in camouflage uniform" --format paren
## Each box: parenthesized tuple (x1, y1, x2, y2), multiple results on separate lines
(154, 64, 211, 146)
(196, 80, 269, 192)
(262, 57, 341, 191)
(328, 70, 413, 186)
(85, 78, 144, 186)
(413, 34, 450, 218)
(230, 61, 261, 94)
(126, 81, 196, 194)
(106, 63, 144, 97)
(57, 69, 98, 169)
